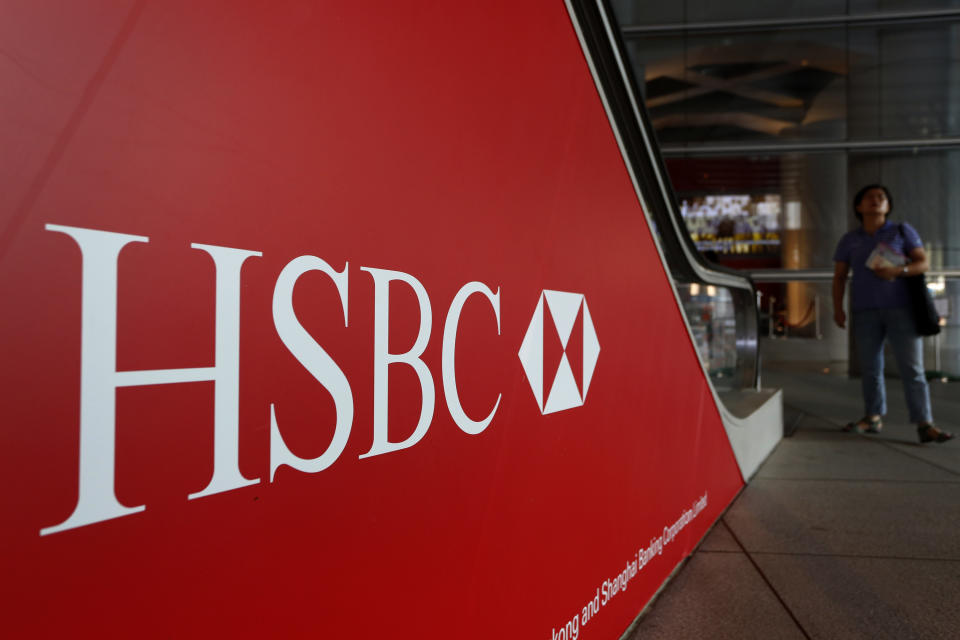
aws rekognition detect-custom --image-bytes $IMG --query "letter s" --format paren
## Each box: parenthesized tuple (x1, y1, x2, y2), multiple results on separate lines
(270, 256, 352, 479)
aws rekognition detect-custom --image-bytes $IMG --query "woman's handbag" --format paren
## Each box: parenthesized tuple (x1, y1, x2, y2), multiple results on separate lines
(900, 224, 941, 336)
(904, 274, 941, 336)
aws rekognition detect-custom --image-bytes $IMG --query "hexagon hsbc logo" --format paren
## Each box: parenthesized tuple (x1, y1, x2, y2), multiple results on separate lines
(518, 290, 600, 414)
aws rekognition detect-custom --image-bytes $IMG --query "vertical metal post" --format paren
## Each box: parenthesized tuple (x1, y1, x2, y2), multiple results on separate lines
(784, 301, 789, 339)
(815, 294, 822, 339)
(935, 331, 942, 373)
(769, 296, 775, 338)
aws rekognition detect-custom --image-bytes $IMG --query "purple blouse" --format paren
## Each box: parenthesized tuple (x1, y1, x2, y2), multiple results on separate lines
(832, 221, 923, 312)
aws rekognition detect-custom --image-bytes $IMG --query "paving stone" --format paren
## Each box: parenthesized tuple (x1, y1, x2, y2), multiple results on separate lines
(698, 519, 740, 553)
(886, 441, 960, 476)
(630, 363, 960, 637)
(625, 553, 805, 640)
(753, 554, 960, 640)
(725, 478, 960, 560)
(758, 427, 959, 482)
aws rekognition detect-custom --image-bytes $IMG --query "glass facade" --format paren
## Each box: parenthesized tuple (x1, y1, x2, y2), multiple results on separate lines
(611, 1, 960, 375)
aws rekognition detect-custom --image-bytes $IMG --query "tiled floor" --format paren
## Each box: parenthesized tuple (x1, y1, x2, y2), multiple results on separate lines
(626, 363, 960, 639)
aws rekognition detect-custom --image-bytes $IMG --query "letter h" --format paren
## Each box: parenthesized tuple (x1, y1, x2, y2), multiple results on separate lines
(42, 224, 260, 535)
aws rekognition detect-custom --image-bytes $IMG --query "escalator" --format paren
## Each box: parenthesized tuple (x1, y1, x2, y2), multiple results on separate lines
(568, 0, 783, 478)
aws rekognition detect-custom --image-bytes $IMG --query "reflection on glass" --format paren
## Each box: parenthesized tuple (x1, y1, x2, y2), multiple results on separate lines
(667, 150, 960, 274)
(760, 282, 825, 340)
(612, 0, 847, 27)
(848, 25, 960, 140)
(678, 282, 739, 389)
(850, 0, 960, 15)
(685, 0, 845, 22)
(611, 0, 960, 379)
(613, 0, 960, 28)
(626, 21, 960, 145)
(680, 194, 783, 255)
(926, 278, 959, 379)
(632, 29, 848, 144)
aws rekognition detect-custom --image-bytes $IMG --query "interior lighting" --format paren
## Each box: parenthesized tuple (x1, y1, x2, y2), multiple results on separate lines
(706, 285, 717, 297)
(690, 283, 700, 296)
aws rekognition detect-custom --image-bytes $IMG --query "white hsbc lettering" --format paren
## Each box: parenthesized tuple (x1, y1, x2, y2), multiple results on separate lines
(41, 224, 503, 535)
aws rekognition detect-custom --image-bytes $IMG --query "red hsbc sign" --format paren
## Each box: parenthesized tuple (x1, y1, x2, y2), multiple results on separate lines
(0, 2, 743, 637)
(42, 223, 601, 536)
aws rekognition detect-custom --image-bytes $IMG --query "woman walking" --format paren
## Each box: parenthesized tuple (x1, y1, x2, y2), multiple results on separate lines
(832, 184, 953, 443)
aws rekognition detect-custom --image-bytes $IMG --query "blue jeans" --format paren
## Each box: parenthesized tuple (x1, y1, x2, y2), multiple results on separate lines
(853, 306, 932, 423)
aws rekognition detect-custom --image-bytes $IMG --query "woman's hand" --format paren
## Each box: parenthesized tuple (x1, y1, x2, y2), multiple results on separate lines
(832, 261, 849, 329)
(834, 308, 846, 329)
(872, 264, 902, 281)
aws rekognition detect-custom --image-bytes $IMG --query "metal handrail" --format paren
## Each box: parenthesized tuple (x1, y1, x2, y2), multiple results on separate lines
(661, 137, 960, 158)
(621, 7, 960, 36)
(749, 268, 960, 282)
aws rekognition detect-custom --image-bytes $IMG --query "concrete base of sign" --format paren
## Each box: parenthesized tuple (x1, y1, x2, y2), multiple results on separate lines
(717, 388, 784, 480)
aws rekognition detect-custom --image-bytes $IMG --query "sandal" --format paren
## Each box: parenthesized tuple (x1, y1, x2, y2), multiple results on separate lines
(917, 423, 955, 443)
(843, 416, 883, 434)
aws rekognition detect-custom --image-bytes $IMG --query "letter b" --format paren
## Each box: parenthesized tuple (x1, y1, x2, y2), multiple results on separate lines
(360, 267, 434, 458)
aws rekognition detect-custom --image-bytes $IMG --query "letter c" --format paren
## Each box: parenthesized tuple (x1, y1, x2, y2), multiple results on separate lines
(442, 282, 501, 435)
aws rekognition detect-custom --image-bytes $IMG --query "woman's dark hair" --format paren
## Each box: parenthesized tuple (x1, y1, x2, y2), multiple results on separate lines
(853, 184, 893, 222)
